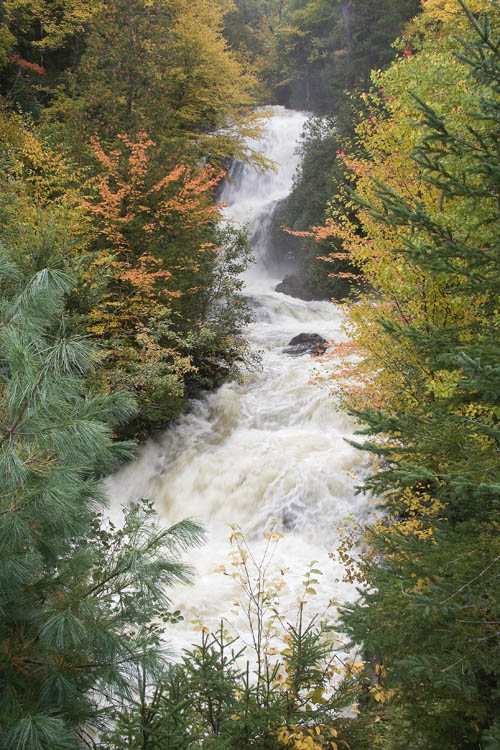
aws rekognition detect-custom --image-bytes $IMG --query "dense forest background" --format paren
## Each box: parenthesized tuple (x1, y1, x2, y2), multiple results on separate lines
(0, 0, 499, 748)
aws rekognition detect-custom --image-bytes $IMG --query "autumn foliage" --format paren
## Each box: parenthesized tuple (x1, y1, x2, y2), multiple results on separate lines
(308, 3, 500, 748)
(69, 130, 249, 433)
(0, 0, 257, 438)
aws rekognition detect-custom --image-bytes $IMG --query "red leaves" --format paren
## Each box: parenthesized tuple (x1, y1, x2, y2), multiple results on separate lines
(11, 55, 46, 75)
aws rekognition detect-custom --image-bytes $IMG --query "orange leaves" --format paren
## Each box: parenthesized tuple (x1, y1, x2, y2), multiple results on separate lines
(118, 253, 174, 298)
(152, 165, 186, 192)
(280, 221, 339, 241)
(118, 132, 155, 182)
(282, 217, 360, 247)
(329, 271, 361, 280)
(336, 150, 372, 180)
(88, 131, 225, 252)
(82, 129, 229, 427)
(281, 225, 315, 238)
(10, 55, 46, 74)
(309, 222, 340, 241)
(154, 166, 222, 228)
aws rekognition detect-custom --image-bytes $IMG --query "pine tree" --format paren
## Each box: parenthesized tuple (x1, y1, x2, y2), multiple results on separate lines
(0, 254, 204, 748)
(340, 4, 500, 748)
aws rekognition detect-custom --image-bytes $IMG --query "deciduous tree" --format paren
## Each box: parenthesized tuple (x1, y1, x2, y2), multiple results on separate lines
(320, 4, 500, 747)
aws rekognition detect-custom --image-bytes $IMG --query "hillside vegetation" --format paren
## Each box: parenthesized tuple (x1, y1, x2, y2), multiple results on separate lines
(0, 1, 499, 748)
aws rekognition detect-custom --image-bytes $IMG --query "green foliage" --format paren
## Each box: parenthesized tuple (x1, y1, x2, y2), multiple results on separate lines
(0, 23, 256, 437)
(67, 130, 254, 437)
(272, 115, 360, 300)
(342, 521, 500, 749)
(106, 531, 360, 750)
(0, 0, 101, 117)
(274, 0, 421, 113)
(0, 254, 204, 747)
(48, 0, 262, 168)
(269, 0, 422, 300)
(336, 5, 500, 748)
(222, 0, 421, 112)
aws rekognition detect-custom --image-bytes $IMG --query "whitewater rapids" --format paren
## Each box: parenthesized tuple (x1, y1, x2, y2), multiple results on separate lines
(106, 107, 372, 654)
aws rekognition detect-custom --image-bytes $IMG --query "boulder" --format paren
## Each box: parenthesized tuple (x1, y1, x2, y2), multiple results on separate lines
(275, 274, 317, 301)
(283, 333, 329, 357)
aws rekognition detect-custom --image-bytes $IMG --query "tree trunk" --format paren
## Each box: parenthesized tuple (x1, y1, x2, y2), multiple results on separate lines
(341, 0, 352, 49)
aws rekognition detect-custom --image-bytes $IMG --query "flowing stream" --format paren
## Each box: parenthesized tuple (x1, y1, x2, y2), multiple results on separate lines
(106, 107, 372, 654)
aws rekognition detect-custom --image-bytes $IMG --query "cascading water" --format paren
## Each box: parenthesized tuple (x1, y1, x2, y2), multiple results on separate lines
(106, 107, 372, 653)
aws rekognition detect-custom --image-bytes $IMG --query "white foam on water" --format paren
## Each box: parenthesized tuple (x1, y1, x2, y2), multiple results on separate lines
(106, 106, 371, 657)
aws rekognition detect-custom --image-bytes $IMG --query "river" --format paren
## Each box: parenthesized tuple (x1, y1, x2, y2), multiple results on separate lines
(106, 107, 372, 654)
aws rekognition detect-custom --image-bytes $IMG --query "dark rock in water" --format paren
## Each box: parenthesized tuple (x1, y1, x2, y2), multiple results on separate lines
(283, 333, 329, 357)
(282, 509, 296, 531)
(214, 157, 239, 201)
(275, 274, 317, 301)
(282, 499, 306, 530)
(266, 200, 302, 272)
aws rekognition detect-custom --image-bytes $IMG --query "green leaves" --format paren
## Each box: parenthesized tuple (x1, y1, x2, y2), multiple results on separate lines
(0, 260, 205, 748)
(337, 4, 500, 748)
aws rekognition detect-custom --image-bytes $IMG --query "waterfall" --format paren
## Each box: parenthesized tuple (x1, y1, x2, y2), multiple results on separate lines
(106, 106, 372, 653)
(219, 107, 306, 276)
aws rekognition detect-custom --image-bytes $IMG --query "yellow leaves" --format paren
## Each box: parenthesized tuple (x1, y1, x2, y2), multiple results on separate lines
(0, 111, 84, 209)
(307, 687, 327, 705)
(264, 531, 284, 542)
(371, 687, 396, 704)
(348, 661, 366, 677)
(277, 727, 290, 744)
(425, 369, 461, 400)
(308, 4, 500, 520)
(410, 576, 432, 594)
(193, 624, 209, 633)
(81, 130, 231, 417)
(370, 485, 447, 546)
(152, 0, 260, 160)
(211, 529, 346, 725)
(376, 517, 436, 543)
(277, 724, 341, 750)
(5, 0, 102, 52)
(405, 0, 500, 48)
(398, 487, 446, 519)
